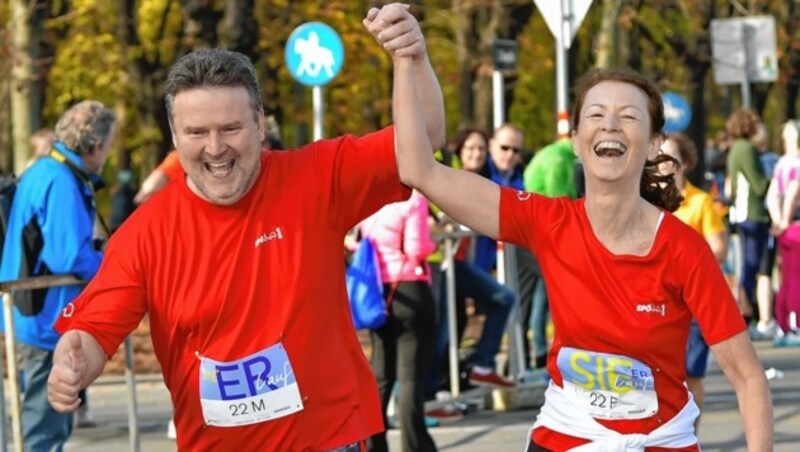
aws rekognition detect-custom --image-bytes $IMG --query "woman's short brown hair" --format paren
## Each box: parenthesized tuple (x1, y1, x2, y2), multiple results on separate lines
(725, 108, 760, 139)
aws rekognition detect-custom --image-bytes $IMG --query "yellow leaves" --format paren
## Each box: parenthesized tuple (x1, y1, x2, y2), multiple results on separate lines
(137, 0, 182, 63)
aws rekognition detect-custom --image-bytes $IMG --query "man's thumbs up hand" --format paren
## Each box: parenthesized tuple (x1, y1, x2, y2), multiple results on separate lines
(47, 330, 86, 412)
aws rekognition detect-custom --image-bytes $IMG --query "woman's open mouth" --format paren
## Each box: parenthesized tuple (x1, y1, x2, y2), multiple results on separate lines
(593, 140, 627, 158)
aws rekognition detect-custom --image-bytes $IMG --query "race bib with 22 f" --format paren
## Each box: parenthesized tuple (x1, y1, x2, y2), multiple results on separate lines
(556, 347, 658, 420)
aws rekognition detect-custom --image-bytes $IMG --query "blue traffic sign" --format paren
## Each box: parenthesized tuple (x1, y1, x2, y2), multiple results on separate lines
(285, 22, 344, 87)
(662, 91, 692, 133)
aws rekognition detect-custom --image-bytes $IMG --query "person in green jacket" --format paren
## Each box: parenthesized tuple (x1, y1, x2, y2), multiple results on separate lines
(726, 108, 770, 325)
(524, 139, 578, 199)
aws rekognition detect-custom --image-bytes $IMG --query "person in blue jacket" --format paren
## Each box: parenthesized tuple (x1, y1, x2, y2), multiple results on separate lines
(0, 100, 116, 450)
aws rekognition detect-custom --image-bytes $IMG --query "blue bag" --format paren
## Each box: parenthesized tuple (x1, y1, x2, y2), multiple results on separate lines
(346, 238, 389, 330)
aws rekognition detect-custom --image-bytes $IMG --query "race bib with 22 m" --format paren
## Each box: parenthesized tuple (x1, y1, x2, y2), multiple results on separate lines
(556, 347, 658, 420)
(198, 342, 304, 427)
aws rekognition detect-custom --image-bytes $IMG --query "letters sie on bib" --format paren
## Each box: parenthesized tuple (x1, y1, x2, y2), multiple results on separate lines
(198, 342, 304, 427)
(557, 347, 659, 420)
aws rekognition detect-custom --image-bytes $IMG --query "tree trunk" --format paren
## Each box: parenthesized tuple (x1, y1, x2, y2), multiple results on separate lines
(10, 0, 46, 175)
(218, 0, 258, 56)
(595, 0, 618, 68)
(0, 73, 11, 175)
(784, 2, 800, 119)
(687, 63, 709, 187)
(181, 0, 223, 51)
(453, 0, 474, 129)
(118, 0, 173, 173)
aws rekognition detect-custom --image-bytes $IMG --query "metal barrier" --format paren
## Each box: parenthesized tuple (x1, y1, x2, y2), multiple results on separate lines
(496, 242, 527, 381)
(434, 229, 527, 398)
(438, 229, 470, 396)
(0, 275, 140, 452)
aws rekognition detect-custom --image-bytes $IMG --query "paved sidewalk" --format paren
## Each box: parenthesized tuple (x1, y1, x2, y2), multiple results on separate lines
(50, 341, 800, 451)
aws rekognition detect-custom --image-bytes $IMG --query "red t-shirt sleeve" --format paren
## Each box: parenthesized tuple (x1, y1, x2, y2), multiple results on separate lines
(682, 241, 746, 345)
(158, 151, 184, 182)
(497, 186, 571, 253)
(54, 227, 148, 358)
(310, 126, 411, 231)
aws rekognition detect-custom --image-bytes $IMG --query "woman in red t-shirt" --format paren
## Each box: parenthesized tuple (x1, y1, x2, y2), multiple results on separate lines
(391, 62, 772, 451)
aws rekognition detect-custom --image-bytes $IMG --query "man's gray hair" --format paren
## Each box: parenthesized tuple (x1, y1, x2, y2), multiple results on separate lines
(54, 100, 117, 155)
(164, 49, 263, 123)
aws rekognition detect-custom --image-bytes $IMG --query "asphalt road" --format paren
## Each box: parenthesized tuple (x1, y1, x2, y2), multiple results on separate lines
(47, 341, 800, 451)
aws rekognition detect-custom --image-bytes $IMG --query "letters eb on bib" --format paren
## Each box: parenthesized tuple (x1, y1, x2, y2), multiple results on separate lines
(557, 347, 658, 420)
(198, 342, 304, 427)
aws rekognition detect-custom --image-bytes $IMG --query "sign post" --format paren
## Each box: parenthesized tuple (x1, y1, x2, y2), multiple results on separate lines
(711, 16, 778, 108)
(534, 0, 593, 137)
(491, 39, 518, 129)
(285, 22, 345, 141)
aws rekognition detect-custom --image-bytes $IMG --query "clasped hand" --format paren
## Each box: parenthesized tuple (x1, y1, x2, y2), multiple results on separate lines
(363, 3, 426, 60)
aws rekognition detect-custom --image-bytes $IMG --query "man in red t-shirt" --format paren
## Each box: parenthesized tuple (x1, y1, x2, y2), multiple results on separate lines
(46, 6, 445, 450)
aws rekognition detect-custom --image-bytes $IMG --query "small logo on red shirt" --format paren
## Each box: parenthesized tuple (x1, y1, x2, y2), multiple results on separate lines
(517, 190, 532, 201)
(636, 303, 666, 316)
(255, 227, 284, 248)
(62, 303, 75, 318)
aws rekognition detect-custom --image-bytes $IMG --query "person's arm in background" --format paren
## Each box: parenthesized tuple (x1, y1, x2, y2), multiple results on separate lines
(710, 332, 773, 450)
(705, 232, 727, 264)
(765, 177, 783, 234)
(781, 177, 800, 231)
(700, 195, 728, 263)
(134, 152, 183, 204)
(365, 4, 501, 238)
(402, 191, 436, 262)
(740, 142, 770, 196)
(48, 330, 108, 412)
(133, 169, 168, 204)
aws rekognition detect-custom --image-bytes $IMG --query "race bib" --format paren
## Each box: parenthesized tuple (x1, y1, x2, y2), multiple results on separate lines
(556, 347, 658, 420)
(198, 342, 304, 427)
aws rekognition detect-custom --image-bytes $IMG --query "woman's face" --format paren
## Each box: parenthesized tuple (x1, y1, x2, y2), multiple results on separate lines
(573, 80, 659, 185)
(460, 132, 488, 172)
(659, 138, 685, 186)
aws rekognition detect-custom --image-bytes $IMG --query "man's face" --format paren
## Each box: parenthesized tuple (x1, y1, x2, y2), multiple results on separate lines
(489, 127, 523, 173)
(171, 86, 264, 205)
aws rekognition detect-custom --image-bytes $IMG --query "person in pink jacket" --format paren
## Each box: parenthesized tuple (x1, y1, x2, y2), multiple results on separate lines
(359, 190, 438, 452)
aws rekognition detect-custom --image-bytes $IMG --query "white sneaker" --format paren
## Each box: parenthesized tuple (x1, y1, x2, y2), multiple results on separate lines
(167, 418, 176, 440)
(756, 320, 777, 338)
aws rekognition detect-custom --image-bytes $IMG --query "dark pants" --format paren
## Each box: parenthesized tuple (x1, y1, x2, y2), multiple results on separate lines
(736, 221, 770, 320)
(424, 260, 515, 396)
(368, 281, 438, 452)
(516, 247, 548, 369)
(19, 343, 73, 451)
